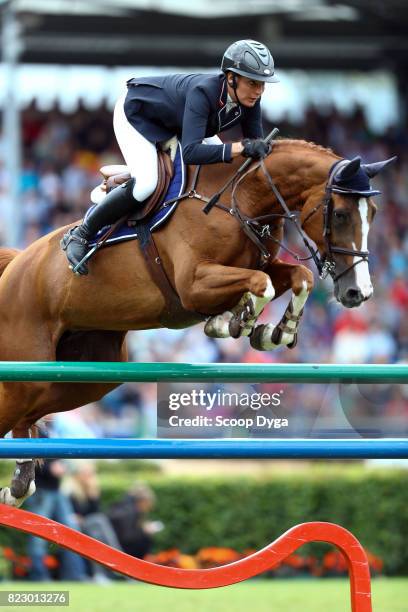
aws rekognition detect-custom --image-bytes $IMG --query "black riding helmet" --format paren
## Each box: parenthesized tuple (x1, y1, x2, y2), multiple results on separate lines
(221, 39, 279, 83)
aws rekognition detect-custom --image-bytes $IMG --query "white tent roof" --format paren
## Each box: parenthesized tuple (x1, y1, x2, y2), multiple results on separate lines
(9, 0, 358, 20)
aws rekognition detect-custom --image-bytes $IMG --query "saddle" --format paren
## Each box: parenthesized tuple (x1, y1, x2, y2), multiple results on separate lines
(95, 149, 174, 224)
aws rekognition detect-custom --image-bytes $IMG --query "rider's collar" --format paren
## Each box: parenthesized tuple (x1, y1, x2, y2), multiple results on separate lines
(218, 78, 227, 108)
(226, 93, 238, 113)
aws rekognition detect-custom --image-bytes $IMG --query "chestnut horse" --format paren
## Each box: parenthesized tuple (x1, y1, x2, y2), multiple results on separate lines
(0, 139, 394, 505)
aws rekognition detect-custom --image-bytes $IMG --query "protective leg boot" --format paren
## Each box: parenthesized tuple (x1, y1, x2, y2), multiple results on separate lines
(61, 178, 138, 275)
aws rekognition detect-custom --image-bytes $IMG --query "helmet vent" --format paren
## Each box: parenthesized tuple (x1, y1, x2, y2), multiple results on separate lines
(248, 41, 270, 65)
(244, 51, 260, 70)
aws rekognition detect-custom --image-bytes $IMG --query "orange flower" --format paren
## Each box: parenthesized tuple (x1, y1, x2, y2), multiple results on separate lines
(44, 555, 59, 570)
(196, 547, 241, 568)
(144, 549, 182, 568)
(2, 547, 17, 561)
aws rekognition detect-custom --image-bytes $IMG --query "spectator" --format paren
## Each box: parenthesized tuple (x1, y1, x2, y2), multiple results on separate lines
(63, 460, 121, 582)
(25, 459, 87, 581)
(107, 482, 163, 559)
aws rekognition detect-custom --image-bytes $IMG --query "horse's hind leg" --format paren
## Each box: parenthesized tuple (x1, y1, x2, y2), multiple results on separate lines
(0, 318, 59, 505)
(0, 382, 51, 508)
(0, 421, 38, 507)
(0, 330, 128, 507)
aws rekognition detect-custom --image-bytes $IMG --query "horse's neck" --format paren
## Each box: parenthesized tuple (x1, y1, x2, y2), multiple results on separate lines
(239, 144, 339, 217)
(192, 142, 339, 217)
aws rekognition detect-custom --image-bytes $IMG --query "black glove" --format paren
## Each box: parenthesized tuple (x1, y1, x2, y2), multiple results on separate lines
(241, 138, 270, 160)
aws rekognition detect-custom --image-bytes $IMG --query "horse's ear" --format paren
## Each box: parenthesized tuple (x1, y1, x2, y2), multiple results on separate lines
(362, 156, 397, 178)
(335, 157, 361, 182)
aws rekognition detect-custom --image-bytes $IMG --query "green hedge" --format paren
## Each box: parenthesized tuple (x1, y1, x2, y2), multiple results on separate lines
(140, 469, 408, 575)
(0, 467, 407, 575)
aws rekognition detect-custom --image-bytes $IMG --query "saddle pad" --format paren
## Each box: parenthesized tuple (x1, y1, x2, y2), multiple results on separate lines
(87, 143, 186, 247)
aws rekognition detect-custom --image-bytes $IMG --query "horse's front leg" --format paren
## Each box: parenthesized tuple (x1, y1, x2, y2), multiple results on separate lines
(175, 263, 274, 339)
(250, 259, 314, 350)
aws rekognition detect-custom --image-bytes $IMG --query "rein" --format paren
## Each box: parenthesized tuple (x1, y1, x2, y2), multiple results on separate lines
(231, 160, 325, 273)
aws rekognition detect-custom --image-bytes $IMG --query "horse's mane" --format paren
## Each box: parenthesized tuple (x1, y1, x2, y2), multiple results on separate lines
(275, 138, 338, 158)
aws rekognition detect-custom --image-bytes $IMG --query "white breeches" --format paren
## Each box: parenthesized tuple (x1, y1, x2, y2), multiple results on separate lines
(113, 92, 224, 201)
(113, 92, 158, 201)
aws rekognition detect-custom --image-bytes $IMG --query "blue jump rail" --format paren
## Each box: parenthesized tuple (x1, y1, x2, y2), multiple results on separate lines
(0, 438, 407, 459)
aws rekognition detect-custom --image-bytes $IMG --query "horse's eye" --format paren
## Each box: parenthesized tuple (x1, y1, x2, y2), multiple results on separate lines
(334, 210, 348, 221)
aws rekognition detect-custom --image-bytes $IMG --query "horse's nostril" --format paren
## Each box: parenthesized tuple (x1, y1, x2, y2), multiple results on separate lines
(345, 288, 362, 301)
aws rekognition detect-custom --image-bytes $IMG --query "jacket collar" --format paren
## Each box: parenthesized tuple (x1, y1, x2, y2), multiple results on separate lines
(217, 77, 242, 130)
(218, 77, 227, 108)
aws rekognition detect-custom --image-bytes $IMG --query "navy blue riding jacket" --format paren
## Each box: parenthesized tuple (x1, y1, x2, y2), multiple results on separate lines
(124, 72, 264, 165)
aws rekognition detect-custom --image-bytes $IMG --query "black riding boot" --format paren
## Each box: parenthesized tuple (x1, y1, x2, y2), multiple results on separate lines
(61, 179, 138, 275)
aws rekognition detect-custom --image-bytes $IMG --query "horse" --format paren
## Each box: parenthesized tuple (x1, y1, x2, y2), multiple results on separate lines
(0, 138, 394, 506)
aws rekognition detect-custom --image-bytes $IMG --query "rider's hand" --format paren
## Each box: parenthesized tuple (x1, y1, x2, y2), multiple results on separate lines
(241, 138, 270, 160)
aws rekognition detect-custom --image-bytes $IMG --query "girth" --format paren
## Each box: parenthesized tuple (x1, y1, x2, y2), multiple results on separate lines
(134, 222, 205, 328)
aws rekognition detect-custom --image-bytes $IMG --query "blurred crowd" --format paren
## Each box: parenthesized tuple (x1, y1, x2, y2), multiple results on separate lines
(0, 97, 406, 437)
(24, 458, 160, 582)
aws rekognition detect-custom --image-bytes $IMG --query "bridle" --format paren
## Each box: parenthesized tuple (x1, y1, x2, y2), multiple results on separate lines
(224, 157, 370, 282)
(300, 159, 370, 281)
(165, 150, 371, 283)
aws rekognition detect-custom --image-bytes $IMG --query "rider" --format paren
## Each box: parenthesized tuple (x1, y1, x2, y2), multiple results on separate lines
(61, 39, 279, 275)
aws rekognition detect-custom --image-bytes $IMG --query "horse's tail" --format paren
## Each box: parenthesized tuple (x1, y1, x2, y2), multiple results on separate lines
(0, 248, 19, 278)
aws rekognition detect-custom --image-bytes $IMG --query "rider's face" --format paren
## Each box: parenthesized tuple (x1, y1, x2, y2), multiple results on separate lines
(227, 75, 265, 107)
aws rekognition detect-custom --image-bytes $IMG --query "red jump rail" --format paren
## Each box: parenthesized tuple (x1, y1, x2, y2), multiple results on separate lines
(0, 504, 371, 611)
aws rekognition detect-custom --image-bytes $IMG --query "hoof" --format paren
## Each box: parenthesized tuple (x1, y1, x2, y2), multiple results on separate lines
(0, 480, 36, 507)
(250, 323, 298, 351)
(271, 325, 283, 345)
(287, 334, 298, 349)
(250, 324, 278, 351)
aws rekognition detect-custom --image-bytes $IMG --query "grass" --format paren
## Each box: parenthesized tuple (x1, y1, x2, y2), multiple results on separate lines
(1, 578, 407, 612)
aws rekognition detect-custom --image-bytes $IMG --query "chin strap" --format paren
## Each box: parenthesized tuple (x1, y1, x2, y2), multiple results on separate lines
(230, 73, 242, 106)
